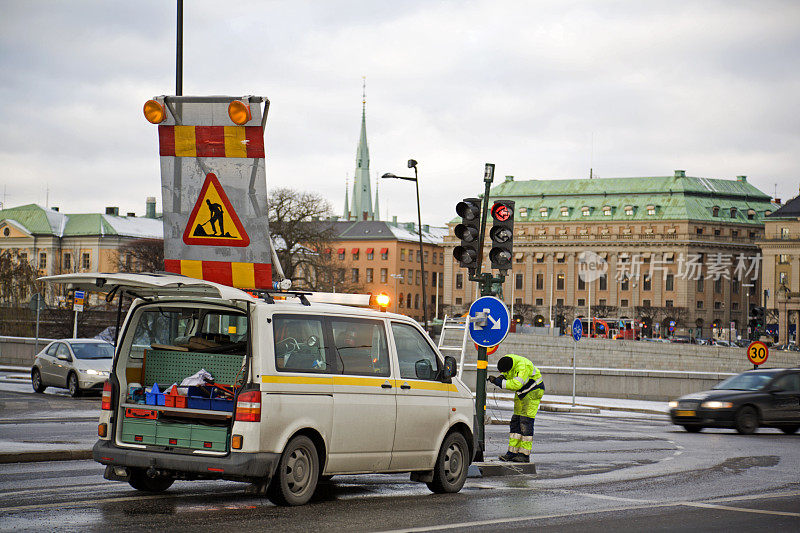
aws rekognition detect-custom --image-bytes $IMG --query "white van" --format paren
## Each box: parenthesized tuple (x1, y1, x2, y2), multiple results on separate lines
(44, 273, 475, 506)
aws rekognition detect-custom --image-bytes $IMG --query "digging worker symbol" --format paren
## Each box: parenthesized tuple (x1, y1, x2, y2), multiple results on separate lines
(205, 199, 225, 236)
(488, 354, 545, 463)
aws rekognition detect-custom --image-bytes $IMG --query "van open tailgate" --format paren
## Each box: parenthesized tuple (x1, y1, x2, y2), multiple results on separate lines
(39, 272, 256, 302)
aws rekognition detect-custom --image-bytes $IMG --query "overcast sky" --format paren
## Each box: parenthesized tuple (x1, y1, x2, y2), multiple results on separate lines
(1, 0, 799, 226)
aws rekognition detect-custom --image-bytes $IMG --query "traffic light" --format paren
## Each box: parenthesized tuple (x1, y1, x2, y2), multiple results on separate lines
(534, 315, 545, 327)
(488, 200, 515, 271)
(712, 319, 720, 329)
(453, 198, 482, 270)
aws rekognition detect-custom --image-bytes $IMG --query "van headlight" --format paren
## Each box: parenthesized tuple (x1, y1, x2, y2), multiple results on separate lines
(700, 401, 733, 409)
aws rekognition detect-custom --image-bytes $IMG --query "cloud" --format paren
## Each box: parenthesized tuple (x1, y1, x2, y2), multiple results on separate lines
(1, 0, 799, 222)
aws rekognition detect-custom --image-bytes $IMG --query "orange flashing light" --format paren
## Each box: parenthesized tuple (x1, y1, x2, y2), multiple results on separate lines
(231, 434, 243, 449)
(143, 99, 166, 124)
(228, 100, 252, 125)
(98, 423, 107, 437)
(376, 292, 390, 310)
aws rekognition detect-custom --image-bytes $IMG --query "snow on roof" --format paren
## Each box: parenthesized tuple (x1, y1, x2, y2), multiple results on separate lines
(387, 224, 445, 245)
(101, 215, 162, 239)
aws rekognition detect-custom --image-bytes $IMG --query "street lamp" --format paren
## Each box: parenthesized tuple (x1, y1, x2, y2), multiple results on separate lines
(382, 160, 429, 332)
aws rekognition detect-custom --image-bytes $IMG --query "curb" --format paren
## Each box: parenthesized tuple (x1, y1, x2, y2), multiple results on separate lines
(0, 449, 93, 464)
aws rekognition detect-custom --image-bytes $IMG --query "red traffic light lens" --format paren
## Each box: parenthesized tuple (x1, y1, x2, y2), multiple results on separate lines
(491, 202, 513, 222)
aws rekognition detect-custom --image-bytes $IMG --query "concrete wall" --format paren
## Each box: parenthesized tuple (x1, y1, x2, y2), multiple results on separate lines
(0, 336, 55, 367)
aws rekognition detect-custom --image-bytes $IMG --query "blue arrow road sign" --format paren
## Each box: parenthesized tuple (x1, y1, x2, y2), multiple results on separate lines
(468, 296, 511, 347)
(572, 318, 583, 341)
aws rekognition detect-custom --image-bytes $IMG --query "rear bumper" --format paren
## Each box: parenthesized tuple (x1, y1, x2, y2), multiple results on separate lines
(93, 440, 279, 481)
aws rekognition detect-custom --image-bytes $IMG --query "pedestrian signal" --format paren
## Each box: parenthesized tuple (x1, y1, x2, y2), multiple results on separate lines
(453, 198, 482, 270)
(489, 200, 514, 271)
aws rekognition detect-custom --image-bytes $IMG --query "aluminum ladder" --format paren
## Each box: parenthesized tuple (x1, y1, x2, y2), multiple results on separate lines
(437, 314, 470, 379)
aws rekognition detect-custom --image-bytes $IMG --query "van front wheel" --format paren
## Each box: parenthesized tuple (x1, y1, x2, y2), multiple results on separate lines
(268, 435, 319, 506)
(427, 432, 469, 494)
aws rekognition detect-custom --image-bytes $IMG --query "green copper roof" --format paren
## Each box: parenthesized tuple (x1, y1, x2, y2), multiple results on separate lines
(452, 174, 773, 225)
(0, 203, 162, 238)
(0, 204, 66, 234)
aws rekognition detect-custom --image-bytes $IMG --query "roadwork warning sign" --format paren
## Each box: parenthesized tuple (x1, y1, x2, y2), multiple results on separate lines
(183, 173, 250, 247)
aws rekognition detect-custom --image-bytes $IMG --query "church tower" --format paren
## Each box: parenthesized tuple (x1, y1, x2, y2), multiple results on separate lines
(349, 78, 375, 221)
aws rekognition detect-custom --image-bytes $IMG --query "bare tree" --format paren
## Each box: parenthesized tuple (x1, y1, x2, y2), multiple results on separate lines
(268, 187, 363, 293)
(0, 250, 42, 307)
(116, 238, 164, 273)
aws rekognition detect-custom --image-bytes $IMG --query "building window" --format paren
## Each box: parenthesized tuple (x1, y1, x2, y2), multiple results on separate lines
(779, 272, 788, 285)
(696, 300, 703, 309)
(515, 273, 523, 290)
(712, 206, 720, 217)
(599, 299, 606, 306)
(747, 209, 756, 220)
(666, 300, 673, 308)
(38, 252, 46, 269)
(781, 227, 790, 239)
(455, 297, 462, 305)
(647, 205, 656, 216)
(351, 268, 359, 283)
(536, 273, 544, 290)
(424, 251, 429, 264)
(380, 268, 387, 283)
(556, 298, 564, 306)
(414, 294, 420, 309)
(643, 299, 651, 307)
(556, 273, 565, 291)
(431, 272, 437, 287)
(577, 298, 585, 306)
(603, 206, 612, 216)
(382, 249, 389, 260)
(732, 279, 739, 294)
(399, 268, 405, 284)
(540, 207, 548, 217)
(456, 273, 463, 289)
(423, 272, 428, 287)
(696, 227, 703, 235)
(779, 254, 789, 264)
(440, 253, 444, 265)
(407, 293, 412, 308)
(416, 250, 421, 263)
(366, 268, 373, 283)
(714, 229, 721, 236)
(666, 273, 674, 291)
(557, 255, 565, 264)
(732, 230, 738, 237)
(578, 276, 585, 290)
(415, 270, 421, 285)
(697, 278, 704, 292)
(560, 207, 569, 217)
(714, 301, 722, 310)
(621, 299, 629, 307)
(82, 253, 90, 270)
(367, 249, 374, 260)
(714, 278, 722, 294)
(338, 250, 345, 260)
(398, 293, 404, 308)
(400, 249, 405, 261)
(536, 298, 544, 305)
(352, 249, 359, 260)
(730, 207, 737, 218)
(536, 255, 544, 263)
(732, 302, 740, 310)
(63, 253, 71, 271)
(621, 278, 629, 291)
(599, 273, 607, 291)
(581, 207, 590, 216)
(643, 274, 651, 292)
(625, 206, 634, 216)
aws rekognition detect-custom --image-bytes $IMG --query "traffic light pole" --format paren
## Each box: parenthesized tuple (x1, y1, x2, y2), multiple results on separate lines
(467, 165, 507, 462)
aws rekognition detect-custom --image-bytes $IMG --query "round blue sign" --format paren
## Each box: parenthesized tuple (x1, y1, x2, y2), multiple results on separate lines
(572, 318, 583, 341)
(468, 296, 511, 347)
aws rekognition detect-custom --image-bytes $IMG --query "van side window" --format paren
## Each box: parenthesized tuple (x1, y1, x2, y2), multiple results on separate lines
(273, 316, 327, 372)
(391, 322, 440, 380)
(331, 318, 390, 377)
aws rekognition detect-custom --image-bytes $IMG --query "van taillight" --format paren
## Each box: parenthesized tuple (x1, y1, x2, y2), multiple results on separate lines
(101, 380, 112, 410)
(235, 390, 261, 422)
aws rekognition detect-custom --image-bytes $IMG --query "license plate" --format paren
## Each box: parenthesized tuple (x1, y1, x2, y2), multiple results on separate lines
(676, 410, 696, 417)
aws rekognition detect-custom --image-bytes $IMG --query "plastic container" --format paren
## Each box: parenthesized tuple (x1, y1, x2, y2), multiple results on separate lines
(210, 398, 234, 412)
(187, 396, 211, 410)
(146, 383, 164, 406)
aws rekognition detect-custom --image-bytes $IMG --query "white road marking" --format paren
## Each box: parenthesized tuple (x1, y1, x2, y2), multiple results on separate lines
(682, 501, 800, 518)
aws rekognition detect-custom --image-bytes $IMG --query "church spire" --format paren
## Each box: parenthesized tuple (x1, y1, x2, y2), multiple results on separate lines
(350, 77, 374, 221)
(373, 176, 380, 221)
(343, 175, 350, 220)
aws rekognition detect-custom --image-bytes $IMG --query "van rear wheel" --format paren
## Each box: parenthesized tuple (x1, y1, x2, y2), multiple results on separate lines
(128, 468, 174, 493)
(267, 435, 319, 506)
(426, 432, 469, 494)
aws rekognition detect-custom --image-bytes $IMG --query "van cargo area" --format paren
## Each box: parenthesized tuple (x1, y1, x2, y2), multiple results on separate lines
(114, 303, 249, 455)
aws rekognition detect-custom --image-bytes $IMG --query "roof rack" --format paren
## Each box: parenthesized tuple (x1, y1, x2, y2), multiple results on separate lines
(245, 289, 312, 306)
(246, 289, 374, 308)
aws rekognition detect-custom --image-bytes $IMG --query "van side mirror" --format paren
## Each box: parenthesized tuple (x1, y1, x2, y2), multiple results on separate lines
(415, 359, 433, 380)
(442, 356, 457, 380)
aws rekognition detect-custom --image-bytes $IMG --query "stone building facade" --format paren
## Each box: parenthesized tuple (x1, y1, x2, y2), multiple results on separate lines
(444, 171, 775, 339)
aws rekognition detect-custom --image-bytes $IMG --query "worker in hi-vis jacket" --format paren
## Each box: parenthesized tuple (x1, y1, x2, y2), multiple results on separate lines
(487, 354, 545, 462)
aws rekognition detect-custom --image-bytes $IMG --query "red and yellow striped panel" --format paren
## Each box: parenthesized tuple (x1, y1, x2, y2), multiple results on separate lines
(164, 259, 272, 289)
(158, 126, 265, 158)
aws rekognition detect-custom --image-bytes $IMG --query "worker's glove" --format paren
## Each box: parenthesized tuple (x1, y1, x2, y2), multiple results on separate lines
(488, 375, 503, 387)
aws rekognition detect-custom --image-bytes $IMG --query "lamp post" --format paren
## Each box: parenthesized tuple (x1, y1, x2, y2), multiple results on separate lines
(382, 159, 429, 332)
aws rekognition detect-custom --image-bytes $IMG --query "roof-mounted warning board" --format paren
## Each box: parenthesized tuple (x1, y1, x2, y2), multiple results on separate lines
(148, 96, 271, 289)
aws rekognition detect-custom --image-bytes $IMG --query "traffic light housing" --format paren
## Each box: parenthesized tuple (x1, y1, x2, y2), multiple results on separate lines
(453, 198, 482, 270)
(488, 200, 514, 271)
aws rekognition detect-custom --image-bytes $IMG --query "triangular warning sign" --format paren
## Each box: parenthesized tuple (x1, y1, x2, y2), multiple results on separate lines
(183, 173, 250, 247)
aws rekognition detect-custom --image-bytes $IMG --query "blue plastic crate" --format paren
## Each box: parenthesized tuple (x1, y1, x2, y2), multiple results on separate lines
(210, 398, 234, 412)
(145, 384, 165, 406)
(187, 396, 211, 410)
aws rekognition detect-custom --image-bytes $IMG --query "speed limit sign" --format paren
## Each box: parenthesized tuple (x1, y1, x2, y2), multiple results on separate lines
(747, 341, 769, 367)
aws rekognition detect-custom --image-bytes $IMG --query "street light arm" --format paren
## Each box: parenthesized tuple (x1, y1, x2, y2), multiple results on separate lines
(381, 172, 416, 182)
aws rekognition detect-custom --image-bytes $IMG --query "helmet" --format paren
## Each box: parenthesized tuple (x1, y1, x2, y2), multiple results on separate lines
(497, 356, 513, 372)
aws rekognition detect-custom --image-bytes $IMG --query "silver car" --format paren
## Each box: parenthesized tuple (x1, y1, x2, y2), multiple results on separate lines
(31, 339, 114, 397)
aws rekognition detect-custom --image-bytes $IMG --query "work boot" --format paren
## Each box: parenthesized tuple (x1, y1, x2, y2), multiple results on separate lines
(498, 451, 515, 462)
(510, 453, 530, 463)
